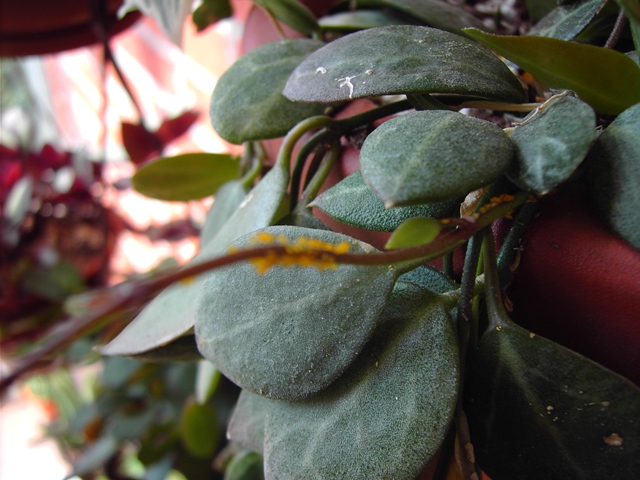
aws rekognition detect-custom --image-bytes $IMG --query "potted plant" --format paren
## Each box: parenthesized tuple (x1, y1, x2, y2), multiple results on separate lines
(3, 0, 639, 478)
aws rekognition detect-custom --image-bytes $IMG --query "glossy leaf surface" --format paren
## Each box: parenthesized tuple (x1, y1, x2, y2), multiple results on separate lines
(311, 170, 458, 231)
(195, 226, 398, 401)
(508, 95, 597, 194)
(465, 320, 640, 479)
(385, 216, 442, 249)
(585, 102, 640, 249)
(98, 164, 289, 356)
(360, 110, 513, 206)
(210, 39, 327, 144)
(355, 0, 484, 32)
(283, 26, 525, 104)
(132, 153, 240, 201)
(528, 0, 606, 40)
(254, 0, 319, 35)
(264, 282, 459, 479)
(464, 29, 640, 115)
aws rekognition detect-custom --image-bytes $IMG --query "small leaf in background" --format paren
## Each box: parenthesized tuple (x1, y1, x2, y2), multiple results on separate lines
(508, 94, 597, 194)
(99, 162, 289, 358)
(310, 170, 459, 231)
(196, 360, 221, 405)
(192, 0, 232, 32)
(283, 25, 525, 104)
(464, 320, 640, 478)
(181, 398, 221, 458)
(132, 153, 240, 201)
(464, 29, 640, 115)
(66, 436, 120, 479)
(210, 39, 328, 144)
(119, 0, 193, 45)
(227, 390, 269, 456)
(528, 0, 607, 40)
(585, 102, 640, 250)
(121, 121, 163, 165)
(398, 265, 458, 294)
(155, 110, 200, 146)
(525, 0, 559, 21)
(319, 9, 418, 31)
(264, 282, 459, 479)
(254, 0, 319, 35)
(353, 0, 485, 33)
(224, 450, 264, 480)
(385, 216, 442, 249)
(360, 110, 513, 206)
(195, 226, 398, 401)
(2, 176, 32, 246)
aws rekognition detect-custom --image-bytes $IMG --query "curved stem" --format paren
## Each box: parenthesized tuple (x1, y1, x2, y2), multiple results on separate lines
(276, 115, 334, 171)
(299, 141, 341, 206)
(289, 129, 332, 208)
(482, 232, 510, 330)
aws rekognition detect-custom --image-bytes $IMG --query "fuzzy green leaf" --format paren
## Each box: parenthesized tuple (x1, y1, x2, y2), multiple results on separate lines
(464, 29, 640, 115)
(210, 39, 328, 144)
(585, 102, 640, 249)
(529, 0, 607, 40)
(254, 0, 319, 35)
(311, 170, 459, 231)
(227, 390, 270, 455)
(360, 110, 513, 206)
(98, 164, 289, 356)
(132, 153, 240, 201)
(195, 226, 398, 401)
(464, 320, 640, 478)
(283, 26, 525, 104)
(264, 281, 459, 479)
(224, 450, 264, 480)
(200, 180, 249, 247)
(508, 95, 597, 194)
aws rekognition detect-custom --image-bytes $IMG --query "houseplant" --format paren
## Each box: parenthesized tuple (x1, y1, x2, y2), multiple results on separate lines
(3, 0, 640, 478)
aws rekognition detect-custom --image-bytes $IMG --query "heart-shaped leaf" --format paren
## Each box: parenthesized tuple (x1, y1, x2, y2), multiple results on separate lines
(194, 226, 398, 401)
(210, 39, 328, 144)
(385, 216, 443, 249)
(528, 0, 607, 40)
(98, 164, 289, 357)
(352, 0, 485, 32)
(464, 319, 640, 479)
(263, 281, 459, 479)
(464, 29, 640, 115)
(254, 0, 319, 36)
(283, 26, 525, 104)
(311, 170, 459, 231)
(132, 153, 240, 201)
(585, 102, 640, 249)
(507, 95, 597, 194)
(360, 110, 514, 206)
(227, 390, 270, 455)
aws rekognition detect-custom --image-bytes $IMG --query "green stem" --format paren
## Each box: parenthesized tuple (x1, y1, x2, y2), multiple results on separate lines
(332, 99, 412, 131)
(240, 148, 263, 190)
(299, 141, 341, 206)
(453, 100, 540, 112)
(289, 129, 333, 208)
(482, 232, 510, 330)
(457, 231, 484, 364)
(276, 115, 334, 171)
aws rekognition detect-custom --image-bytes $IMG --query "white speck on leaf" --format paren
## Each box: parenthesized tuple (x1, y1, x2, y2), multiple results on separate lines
(338, 76, 357, 99)
(315, 66, 327, 74)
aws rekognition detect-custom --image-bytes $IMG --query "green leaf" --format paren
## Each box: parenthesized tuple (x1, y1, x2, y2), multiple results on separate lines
(224, 450, 264, 480)
(385, 216, 443, 249)
(181, 398, 220, 458)
(227, 390, 269, 455)
(616, 0, 640, 25)
(464, 319, 640, 479)
(192, 0, 232, 32)
(132, 153, 240, 201)
(585, 102, 640, 249)
(529, 0, 607, 40)
(319, 9, 417, 31)
(283, 26, 526, 104)
(66, 436, 119, 479)
(195, 226, 398, 401)
(360, 110, 513, 207)
(254, 0, 319, 36)
(507, 94, 597, 194)
(127, 335, 204, 362)
(98, 164, 289, 357)
(525, 0, 558, 21)
(200, 180, 249, 247)
(351, 0, 485, 32)
(210, 39, 328, 144)
(311, 170, 459, 231)
(264, 281, 459, 479)
(398, 265, 458, 294)
(464, 29, 640, 115)
(120, 0, 192, 45)
(195, 360, 221, 405)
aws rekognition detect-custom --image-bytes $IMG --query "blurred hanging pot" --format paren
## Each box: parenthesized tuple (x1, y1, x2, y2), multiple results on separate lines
(0, 0, 141, 56)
